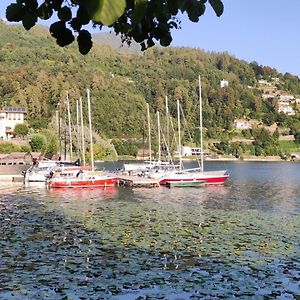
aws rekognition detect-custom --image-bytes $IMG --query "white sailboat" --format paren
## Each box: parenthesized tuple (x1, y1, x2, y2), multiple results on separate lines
(151, 75, 229, 185)
(123, 102, 179, 173)
(48, 89, 118, 188)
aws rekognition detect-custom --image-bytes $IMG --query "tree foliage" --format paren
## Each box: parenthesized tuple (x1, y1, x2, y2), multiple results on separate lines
(1, 23, 300, 157)
(30, 133, 46, 151)
(13, 123, 29, 137)
(6, 0, 224, 54)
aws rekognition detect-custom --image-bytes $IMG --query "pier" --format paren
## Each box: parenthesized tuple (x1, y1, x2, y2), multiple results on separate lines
(118, 175, 160, 188)
(0, 175, 24, 182)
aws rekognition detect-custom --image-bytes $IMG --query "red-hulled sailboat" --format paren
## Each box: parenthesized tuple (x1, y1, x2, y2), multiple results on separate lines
(149, 75, 229, 186)
(48, 170, 119, 188)
(47, 89, 119, 189)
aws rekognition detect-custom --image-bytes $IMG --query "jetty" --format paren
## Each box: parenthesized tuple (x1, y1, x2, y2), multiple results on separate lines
(0, 174, 24, 182)
(118, 175, 160, 188)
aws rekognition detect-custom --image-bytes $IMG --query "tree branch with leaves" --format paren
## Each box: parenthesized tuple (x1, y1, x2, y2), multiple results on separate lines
(6, 0, 224, 54)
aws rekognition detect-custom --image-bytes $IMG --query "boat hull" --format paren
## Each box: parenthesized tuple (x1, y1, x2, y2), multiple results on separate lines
(166, 180, 205, 188)
(48, 177, 119, 188)
(159, 171, 229, 185)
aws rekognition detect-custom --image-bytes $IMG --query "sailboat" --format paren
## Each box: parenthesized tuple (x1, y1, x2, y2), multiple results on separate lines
(123, 101, 178, 173)
(151, 76, 229, 185)
(48, 89, 119, 188)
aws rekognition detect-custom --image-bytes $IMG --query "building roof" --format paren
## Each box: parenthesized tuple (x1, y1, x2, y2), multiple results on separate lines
(0, 107, 26, 113)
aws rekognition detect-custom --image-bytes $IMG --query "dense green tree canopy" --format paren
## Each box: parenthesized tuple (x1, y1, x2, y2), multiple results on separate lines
(13, 123, 29, 137)
(6, 0, 224, 54)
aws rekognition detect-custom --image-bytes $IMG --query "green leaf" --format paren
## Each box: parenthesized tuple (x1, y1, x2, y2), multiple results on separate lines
(6, 3, 25, 22)
(77, 6, 90, 25)
(84, 0, 126, 25)
(26, 0, 38, 10)
(56, 27, 75, 46)
(22, 12, 37, 30)
(51, 0, 63, 11)
(58, 6, 72, 22)
(37, 3, 53, 20)
(209, 0, 224, 17)
(132, 0, 147, 26)
(50, 21, 66, 38)
(160, 33, 172, 47)
(77, 29, 93, 55)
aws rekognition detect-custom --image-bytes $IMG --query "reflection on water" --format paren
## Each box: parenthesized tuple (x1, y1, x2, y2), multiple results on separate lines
(0, 162, 299, 299)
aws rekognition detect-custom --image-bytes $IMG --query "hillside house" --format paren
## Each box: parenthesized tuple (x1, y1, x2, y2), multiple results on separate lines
(279, 94, 294, 102)
(0, 107, 26, 140)
(262, 93, 275, 100)
(220, 80, 229, 88)
(278, 103, 295, 115)
(181, 146, 211, 157)
(233, 119, 251, 130)
(258, 79, 271, 86)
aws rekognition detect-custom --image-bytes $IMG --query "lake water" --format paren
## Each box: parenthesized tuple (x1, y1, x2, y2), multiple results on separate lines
(0, 161, 299, 299)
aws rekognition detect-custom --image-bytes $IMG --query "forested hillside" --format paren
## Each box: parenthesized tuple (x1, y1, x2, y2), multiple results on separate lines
(1, 22, 300, 158)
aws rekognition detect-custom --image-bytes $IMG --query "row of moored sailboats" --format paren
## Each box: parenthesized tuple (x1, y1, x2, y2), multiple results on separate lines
(23, 76, 229, 188)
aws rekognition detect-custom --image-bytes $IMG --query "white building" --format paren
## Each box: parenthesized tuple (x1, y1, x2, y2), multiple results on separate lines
(0, 107, 26, 140)
(220, 80, 229, 88)
(258, 79, 271, 86)
(278, 103, 295, 115)
(279, 94, 294, 102)
(180, 146, 211, 157)
(233, 119, 251, 130)
(262, 94, 275, 100)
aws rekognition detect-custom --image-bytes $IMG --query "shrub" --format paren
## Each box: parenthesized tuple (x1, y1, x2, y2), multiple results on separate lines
(14, 124, 29, 137)
(0, 142, 18, 153)
(30, 134, 46, 151)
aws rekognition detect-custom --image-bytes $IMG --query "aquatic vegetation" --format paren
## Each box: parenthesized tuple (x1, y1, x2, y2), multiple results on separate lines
(0, 184, 299, 299)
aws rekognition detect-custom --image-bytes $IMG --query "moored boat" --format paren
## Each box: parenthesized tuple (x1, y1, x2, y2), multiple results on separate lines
(47, 170, 119, 188)
(158, 169, 229, 185)
(149, 75, 229, 186)
(23, 159, 84, 182)
(166, 179, 205, 188)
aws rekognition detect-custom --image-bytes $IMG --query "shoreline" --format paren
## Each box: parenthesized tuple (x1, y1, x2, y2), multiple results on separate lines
(120, 157, 298, 163)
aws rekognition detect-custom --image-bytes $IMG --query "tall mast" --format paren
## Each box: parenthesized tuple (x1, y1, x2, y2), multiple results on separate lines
(157, 111, 161, 164)
(79, 97, 86, 166)
(146, 103, 152, 164)
(55, 106, 59, 158)
(199, 75, 204, 171)
(76, 99, 80, 160)
(177, 99, 182, 170)
(64, 103, 67, 160)
(87, 89, 94, 170)
(165, 95, 169, 159)
(66, 91, 73, 161)
(58, 103, 62, 159)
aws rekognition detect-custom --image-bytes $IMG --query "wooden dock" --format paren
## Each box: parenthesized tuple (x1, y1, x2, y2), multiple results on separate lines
(0, 175, 24, 182)
(118, 175, 160, 188)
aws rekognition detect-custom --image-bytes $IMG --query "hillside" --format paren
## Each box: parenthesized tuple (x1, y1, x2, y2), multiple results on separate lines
(1, 22, 300, 158)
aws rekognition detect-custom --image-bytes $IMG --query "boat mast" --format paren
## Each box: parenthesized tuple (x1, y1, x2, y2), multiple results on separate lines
(165, 95, 170, 160)
(55, 105, 60, 158)
(199, 75, 204, 172)
(79, 97, 86, 166)
(146, 103, 152, 164)
(58, 102, 62, 159)
(157, 111, 161, 165)
(66, 91, 73, 161)
(76, 99, 80, 160)
(87, 89, 94, 170)
(177, 99, 182, 170)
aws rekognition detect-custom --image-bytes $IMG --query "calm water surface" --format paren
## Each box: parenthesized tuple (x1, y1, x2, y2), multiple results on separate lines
(0, 162, 299, 299)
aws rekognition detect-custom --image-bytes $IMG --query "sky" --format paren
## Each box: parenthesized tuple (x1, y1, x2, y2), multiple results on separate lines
(1, 0, 300, 77)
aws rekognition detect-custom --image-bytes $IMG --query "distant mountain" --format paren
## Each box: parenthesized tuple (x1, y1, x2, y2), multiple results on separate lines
(92, 32, 142, 54)
(0, 22, 299, 143)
